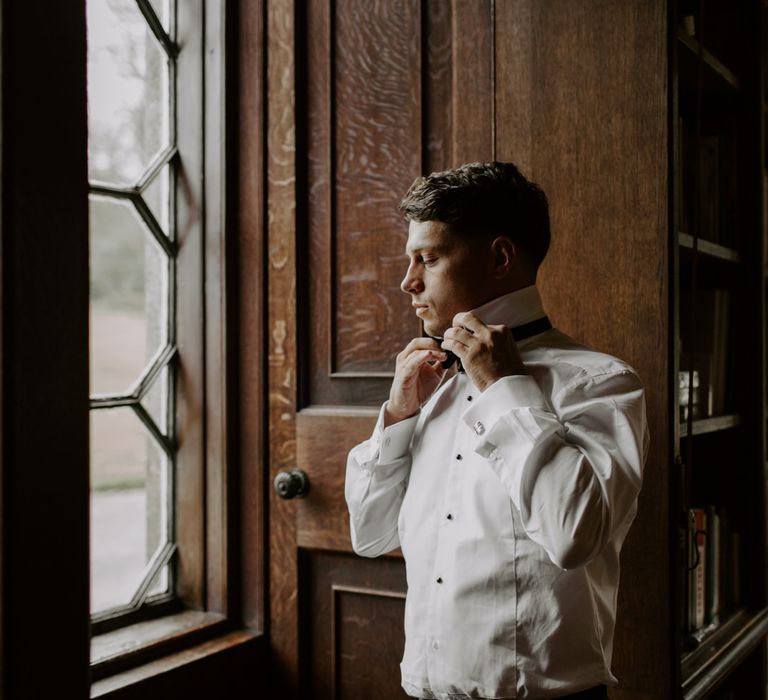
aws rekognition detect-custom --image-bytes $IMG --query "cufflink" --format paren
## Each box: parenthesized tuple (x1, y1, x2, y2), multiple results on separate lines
(473, 420, 485, 435)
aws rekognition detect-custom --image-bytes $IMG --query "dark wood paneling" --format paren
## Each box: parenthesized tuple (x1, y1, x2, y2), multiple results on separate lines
(306, 0, 423, 407)
(296, 408, 380, 553)
(494, 0, 533, 173)
(1, 1, 90, 696)
(496, 3, 670, 698)
(333, 0, 422, 374)
(273, 3, 672, 699)
(335, 587, 408, 700)
(237, 0, 266, 632)
(451, 0, 493, 164)
(305, 550, 408, 700)
(303, 0, 496, 408)
(91, 632, 264, 700)
(266, 0, 300, 692)
(424, 0, 453, 173)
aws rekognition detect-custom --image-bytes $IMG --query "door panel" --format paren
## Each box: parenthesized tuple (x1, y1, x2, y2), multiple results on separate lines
(305, 551, 408, 700)
(296, 409, 379, 552)
(263, 1, 668, 698)
(266, 0, 495, 696)
(306, 0, 422, 407)
(298, 2, 429, 692)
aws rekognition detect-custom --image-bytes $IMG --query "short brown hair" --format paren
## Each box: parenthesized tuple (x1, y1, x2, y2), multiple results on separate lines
(398, 161, 551, 270)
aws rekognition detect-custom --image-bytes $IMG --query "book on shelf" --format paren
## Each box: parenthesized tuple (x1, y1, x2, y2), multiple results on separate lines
(681, 14, 695, 37)
(709, 289, 730, 415)
(705, 505, 721, 623)
(678, 367, 700, 422)
(729, 530, 741, 610)
(720, 118, 739, 250)
(679, 116, 692, 237)
(686, 506, 741, 641)
(678, 119, 739, 249)
(699, 135, 720, 244)
(688, 508, 707, 633)
(678, 117, 689, 235)
(679, 289, 730, 419)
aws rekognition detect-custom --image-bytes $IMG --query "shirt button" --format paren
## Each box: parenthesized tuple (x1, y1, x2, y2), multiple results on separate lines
(436, 577, 443, 584)
(432, 639, 440, 650)
(446, 513, 453, 520)
(467, 395, 473, 401)
(456, 453, 463, 460)
(473, 420, 485, 435)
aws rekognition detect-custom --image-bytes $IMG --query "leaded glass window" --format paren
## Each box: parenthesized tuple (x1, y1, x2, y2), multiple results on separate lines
(86, 0, 178, 623)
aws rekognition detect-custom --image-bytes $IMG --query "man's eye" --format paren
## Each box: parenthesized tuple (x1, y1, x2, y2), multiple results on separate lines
(422, 257, 437, 266)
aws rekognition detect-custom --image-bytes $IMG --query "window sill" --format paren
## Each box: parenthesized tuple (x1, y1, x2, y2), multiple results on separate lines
(91, 611, 262, 698)
(90, 609, 235, 681)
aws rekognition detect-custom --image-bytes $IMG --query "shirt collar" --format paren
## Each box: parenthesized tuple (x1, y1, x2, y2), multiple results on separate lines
(470, 285, 547, 329)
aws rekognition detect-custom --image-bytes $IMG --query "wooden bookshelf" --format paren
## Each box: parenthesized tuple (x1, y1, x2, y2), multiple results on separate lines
(678, 232, 740, 263)
(676, 28, 741, 94)
(672, 1, 767, 695)
(682, 607, 768, 699)
(680, 414, 741, 437)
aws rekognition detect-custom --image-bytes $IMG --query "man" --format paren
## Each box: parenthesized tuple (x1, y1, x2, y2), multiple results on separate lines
(345, 162, 649, 699)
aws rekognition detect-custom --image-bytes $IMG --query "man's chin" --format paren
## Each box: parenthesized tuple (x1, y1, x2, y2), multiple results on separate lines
(423, 319, 450, 339)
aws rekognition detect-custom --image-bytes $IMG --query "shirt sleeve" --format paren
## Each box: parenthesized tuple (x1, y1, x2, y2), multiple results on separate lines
(344, 402, 419, 558)
(462, 369, 649, 570)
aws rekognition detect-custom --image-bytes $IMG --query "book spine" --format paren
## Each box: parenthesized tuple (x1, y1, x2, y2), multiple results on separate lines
(705, 506, 721, 623)
(698, 136, 720, 243)
(692, 508, 707, 630)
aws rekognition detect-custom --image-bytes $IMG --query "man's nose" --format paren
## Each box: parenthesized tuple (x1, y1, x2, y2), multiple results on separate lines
(400, 264, 423, 295)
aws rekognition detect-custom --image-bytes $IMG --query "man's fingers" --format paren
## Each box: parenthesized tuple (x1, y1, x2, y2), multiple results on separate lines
(451, 311, 488, 337)
(403, 349, 447, 376)
(440, 337, 465, 359)
(399, 337, 442, 360)
(443, 325, 473, 348)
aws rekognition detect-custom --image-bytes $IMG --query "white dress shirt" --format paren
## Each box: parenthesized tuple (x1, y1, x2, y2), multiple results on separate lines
(345, 285, 650, 699)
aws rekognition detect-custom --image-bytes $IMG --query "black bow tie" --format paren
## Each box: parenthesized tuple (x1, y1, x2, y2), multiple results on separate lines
(428, 316, 553, 373)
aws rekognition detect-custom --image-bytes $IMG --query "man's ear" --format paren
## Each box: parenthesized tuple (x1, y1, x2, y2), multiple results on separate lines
(490, 236, 517, 278)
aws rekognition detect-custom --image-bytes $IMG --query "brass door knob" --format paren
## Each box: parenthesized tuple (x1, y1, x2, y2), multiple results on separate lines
(273, 469, 310, 500)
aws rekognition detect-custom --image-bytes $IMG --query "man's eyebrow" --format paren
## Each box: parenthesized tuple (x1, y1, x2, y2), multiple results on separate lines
(405, 244, 446, 256)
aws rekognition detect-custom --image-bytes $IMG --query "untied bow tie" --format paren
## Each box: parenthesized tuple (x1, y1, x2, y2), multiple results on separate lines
(428, 315, 553, 373)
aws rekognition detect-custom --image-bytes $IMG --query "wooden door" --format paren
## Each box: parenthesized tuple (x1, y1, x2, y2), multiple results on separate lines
(263, 0, 496, 696)
(260, 1, 668, 699)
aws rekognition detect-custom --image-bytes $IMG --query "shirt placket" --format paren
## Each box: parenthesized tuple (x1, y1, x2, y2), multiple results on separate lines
(424, 378, 475, 693)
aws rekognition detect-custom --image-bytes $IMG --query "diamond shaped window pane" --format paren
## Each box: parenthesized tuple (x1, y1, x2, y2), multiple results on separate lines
(143, 163, 172, 237)
(141, 365, 170, 436)
(87, 0, 170, 186)
(90, 195, 168, 396)
(90, 407, 170, 614)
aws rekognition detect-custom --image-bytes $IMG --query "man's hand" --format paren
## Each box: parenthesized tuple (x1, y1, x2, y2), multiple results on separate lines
(441, 311, 527, 392)
(385, 338, 447, 426)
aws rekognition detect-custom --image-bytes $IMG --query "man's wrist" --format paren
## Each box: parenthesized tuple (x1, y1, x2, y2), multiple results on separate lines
(384, 400, 417, 427)
(476, 365, 528, 393)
